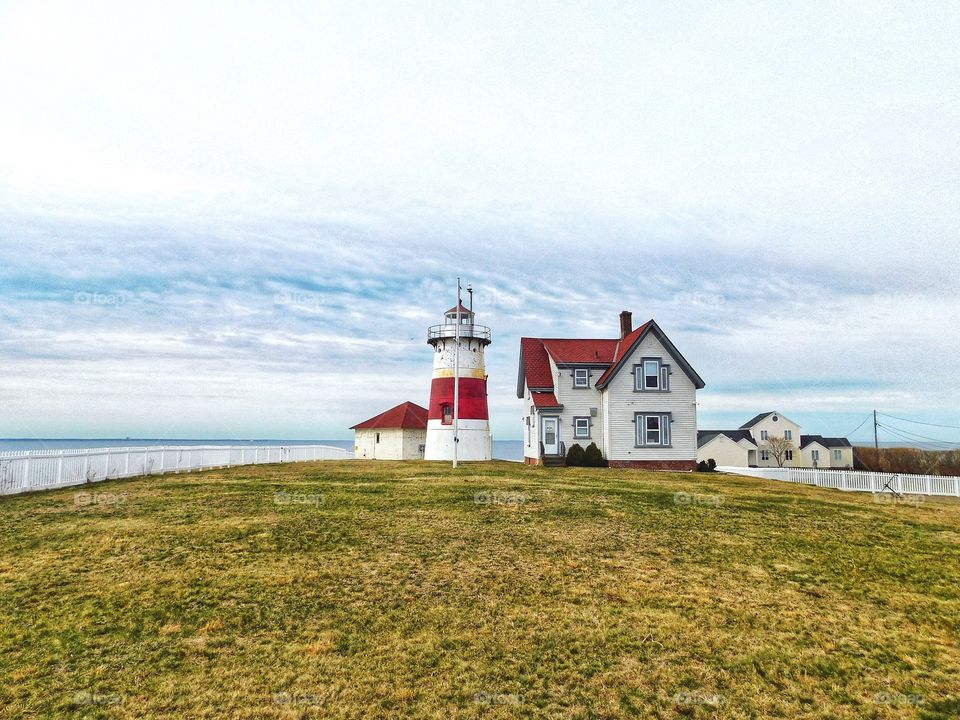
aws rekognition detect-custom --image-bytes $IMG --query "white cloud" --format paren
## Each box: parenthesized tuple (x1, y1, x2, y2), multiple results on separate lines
(0, 1, 958, 441)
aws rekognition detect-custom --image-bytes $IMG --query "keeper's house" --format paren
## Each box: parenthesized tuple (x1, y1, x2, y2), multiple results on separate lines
(517, 311, 705, 469)
(351, 401, 428, 460)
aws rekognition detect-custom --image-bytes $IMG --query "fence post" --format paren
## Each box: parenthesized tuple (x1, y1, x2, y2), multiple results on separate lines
(160, 448, 165, 473)
(56, 451, 64, 486)
(124, 451, 130, 477)
(23, 455, 31, 491)
(83, 451, 90, 483)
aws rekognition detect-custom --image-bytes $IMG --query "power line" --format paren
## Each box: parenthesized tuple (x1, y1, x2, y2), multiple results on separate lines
(875, 424, 952, 449)
(844, 413, 874, 438)
(877, 421, 960, 445)
(877, 412, 960, 431)
(876, 422, 960, 449)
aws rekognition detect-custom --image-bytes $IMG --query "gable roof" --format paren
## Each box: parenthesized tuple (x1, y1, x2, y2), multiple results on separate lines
(697, 429, 757, 449)
(800, 434, 852, 449)
(541, 338, 620, 365)
(595, 320, 705, 389)
(350, 401, 428, 430)
(517, 319, 705, 396)
(739, 411, 801, 430)
(517, 337, 554, 396)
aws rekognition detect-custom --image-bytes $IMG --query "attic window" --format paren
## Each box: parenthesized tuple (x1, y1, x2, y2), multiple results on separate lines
(635, 359, 670, 391)
(573, 368, 589, 388)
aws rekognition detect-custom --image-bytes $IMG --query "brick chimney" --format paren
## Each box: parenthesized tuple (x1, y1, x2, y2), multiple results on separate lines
(619, 310, 632, 339)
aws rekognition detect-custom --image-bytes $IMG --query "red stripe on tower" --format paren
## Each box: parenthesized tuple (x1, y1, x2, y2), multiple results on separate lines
(428, 377, 489, 420)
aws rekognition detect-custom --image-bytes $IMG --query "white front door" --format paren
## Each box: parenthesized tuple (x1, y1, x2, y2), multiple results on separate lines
(542, 417, 560, 455)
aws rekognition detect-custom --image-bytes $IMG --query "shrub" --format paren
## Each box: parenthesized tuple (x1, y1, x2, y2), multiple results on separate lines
(708, 458, 717, 471)
(566, 443, 585, 467)
(583, 442, 606, 467)
(697, 460, 710, 472)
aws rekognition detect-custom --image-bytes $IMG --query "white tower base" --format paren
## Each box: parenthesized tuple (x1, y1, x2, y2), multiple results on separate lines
(424, 419, 492, 461)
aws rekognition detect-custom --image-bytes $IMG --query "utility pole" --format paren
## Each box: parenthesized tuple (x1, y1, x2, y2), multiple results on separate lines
(453, 277, 461, 469)
(874, 410, 879, 450)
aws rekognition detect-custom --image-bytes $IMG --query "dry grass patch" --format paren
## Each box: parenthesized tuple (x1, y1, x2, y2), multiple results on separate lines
(1, 460, 958, 718)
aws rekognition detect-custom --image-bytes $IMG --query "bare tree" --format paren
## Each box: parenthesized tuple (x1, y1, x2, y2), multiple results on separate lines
(765, 435, 795, 468)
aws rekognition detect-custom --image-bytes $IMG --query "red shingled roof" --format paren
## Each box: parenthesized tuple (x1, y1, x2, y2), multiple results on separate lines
(444, 303, 473, 316)
(520, 337, 553, 389)
(541, 338, 620, 364)
(350, 401, 428, 430)
(595, 322, 652, 386)
(531, 392, 562, 409)
(519, 319, 687, 395)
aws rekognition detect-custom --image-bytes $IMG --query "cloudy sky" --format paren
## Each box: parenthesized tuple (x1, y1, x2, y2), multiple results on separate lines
(1, 0, 958, 443)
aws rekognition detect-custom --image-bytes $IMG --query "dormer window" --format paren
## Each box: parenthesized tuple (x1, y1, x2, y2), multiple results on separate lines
(635, 358, 670, 391)
(573, 368, 589, 388)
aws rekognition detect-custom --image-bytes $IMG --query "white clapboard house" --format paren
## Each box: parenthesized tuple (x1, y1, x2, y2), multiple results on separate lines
(517, 311, 705, 469)
(698, 411, 854, 469)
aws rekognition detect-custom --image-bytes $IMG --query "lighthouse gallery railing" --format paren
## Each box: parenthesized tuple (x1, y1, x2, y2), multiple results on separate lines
(427, 324, 491, 341)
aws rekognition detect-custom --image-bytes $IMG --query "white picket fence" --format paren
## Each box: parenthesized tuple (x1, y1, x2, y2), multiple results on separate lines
(716, 465, 960, 497)
(0, 444, 353, 497)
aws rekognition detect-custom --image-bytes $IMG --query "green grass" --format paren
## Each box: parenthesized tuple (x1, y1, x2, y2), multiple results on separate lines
(1, 461, 959, 718)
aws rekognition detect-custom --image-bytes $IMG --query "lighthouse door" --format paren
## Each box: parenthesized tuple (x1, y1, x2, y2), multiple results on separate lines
(542, 417, 560, 456)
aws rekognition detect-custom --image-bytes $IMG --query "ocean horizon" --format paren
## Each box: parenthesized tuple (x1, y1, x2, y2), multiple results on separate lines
(0, 438, 527, 461)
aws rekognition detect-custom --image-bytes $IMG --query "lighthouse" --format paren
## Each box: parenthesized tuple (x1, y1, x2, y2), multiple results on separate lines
(424, 289, 493, 462)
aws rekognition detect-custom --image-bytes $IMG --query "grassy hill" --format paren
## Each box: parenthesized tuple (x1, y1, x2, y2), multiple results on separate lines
(1, 461, 958, 719)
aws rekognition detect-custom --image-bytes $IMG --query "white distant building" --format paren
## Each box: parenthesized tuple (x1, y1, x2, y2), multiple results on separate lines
(351, 402, 428, 460)
(698, 411, 854, 469)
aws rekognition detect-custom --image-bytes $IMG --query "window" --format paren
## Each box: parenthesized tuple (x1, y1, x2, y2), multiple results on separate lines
(833, 449, 843, 461)
(441, 404, 453, 425)
(375, 432, 380, 443)
(812, 450, 819, 462)
(635, 359, 670, 391)
(574, 417, 590, 438)
(760, 450, 770, 461)
(784, 430, 793, 441)
(785, 450, 794, 461)
(634, 413, 672, 447)
(573, 368, 589, 388)
(760, 430, 769, 441)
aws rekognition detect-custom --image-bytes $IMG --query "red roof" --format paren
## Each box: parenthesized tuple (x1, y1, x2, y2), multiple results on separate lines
(531, 392, 562, 409)
(444, 303, 473, 316)
(541, 338, 620, 364)
(520, 319, 703, 396)
(595, 322, 651, 386)
(350, 401, 428, 430)
(519, 337, 553, 389)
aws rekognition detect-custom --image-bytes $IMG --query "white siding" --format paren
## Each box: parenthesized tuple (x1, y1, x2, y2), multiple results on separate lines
(801, 441, 829, 469)
(698, 435, 751, 467)
(552, 361, 604, 454)
(354, 429, 425, 460)
(521, 385, 540, 460)
(749, 413, 803, 467)
(828, 446, 854, 469)
(602, 333, 698, 462)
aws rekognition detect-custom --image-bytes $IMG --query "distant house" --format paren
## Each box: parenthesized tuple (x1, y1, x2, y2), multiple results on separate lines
(696, 430, 757, 468)
(517, 311, 705, 469)
(351, 402, 428, 460)
(698, 411, 853, 468)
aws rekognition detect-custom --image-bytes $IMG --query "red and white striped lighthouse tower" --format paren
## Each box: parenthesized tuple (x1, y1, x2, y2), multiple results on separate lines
(424, 285, 492, 462)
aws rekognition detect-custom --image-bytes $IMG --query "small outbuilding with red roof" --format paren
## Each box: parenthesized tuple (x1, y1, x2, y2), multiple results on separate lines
(350, 401, 428, 460)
